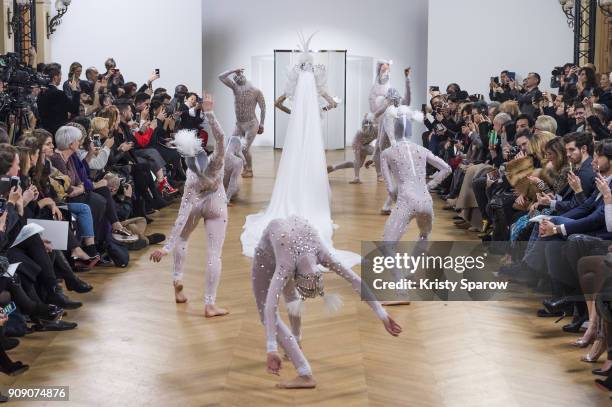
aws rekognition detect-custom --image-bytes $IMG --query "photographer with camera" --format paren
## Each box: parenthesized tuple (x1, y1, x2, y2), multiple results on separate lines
(37, 65, 81, 137)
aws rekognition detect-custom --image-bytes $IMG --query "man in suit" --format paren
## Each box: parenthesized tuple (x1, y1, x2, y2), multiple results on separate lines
(37, 65, 80, 137)
(499, 132, 595, 289)
(535, 140, 612, 328)
(510, 72, 543, 118)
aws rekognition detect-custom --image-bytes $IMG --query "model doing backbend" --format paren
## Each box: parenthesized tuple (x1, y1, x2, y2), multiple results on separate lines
(150, 95, 229, 318)
(252, 215, 402, 389)
(218, 68, 266, 178)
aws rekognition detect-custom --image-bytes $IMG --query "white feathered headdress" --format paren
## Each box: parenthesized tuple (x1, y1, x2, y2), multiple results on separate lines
(173, 129, 209, 176)
(173, 129, 203, 158)
(296, 30, 317, 64)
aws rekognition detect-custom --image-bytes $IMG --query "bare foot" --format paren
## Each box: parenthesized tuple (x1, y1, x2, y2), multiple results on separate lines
(382, 301, 411, 306)
(204, 304, 229, 318)
(349, 178, 362, 184)
(174, 281, 188, 303)
(242, 170, 253, 178)
(276, 375, 317, 389)
(364, 160, 374, 169)
(377, 175, 384, 183)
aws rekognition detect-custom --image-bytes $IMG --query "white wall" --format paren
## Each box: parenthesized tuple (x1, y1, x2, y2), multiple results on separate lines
(49, 0, 202, 94)
(202, 0, 429, 146)
(428, 0, 574, 100)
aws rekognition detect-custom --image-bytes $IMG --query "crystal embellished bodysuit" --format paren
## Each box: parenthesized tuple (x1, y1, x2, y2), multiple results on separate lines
(381, 141, 451, 242)
(251, 215, 388, 376)
(163, 112, 228, 305)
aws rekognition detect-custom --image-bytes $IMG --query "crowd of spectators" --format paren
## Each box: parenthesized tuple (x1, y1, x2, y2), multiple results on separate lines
(0, 52, 210, 394)
(424, 63, 612, 392)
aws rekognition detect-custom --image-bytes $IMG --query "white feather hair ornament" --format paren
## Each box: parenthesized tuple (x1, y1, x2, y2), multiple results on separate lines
(173, 129, 203, 158)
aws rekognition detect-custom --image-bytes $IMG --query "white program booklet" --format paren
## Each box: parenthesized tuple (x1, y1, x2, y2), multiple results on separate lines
(2, 262, 20, 278)
(10, 223, 45, 248)
(24, 219, 69, 250)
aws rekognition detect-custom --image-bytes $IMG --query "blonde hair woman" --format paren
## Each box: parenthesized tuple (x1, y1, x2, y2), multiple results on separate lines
(78, 117, 114, 172)
(528, 131, 557, 167)
(499, 100, 520, 120)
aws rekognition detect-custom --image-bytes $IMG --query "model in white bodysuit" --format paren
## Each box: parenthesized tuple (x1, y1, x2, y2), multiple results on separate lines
(252, 215, 402, 389)
(149, 96, 230, 318)
(381, 105, 451, 244)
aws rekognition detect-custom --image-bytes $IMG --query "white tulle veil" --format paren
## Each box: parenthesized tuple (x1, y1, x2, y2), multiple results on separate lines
(240, 32, 360, 268)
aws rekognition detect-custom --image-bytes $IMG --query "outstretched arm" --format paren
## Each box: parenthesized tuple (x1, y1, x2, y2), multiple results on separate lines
(218, 69, 238, 90)
(203, 110, 225, 179)
(318, 248, 388, 321)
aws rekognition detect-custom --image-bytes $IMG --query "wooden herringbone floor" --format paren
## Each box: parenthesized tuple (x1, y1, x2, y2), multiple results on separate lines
(0, 148, 609, 406)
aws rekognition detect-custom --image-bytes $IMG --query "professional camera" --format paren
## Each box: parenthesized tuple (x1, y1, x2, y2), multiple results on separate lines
(551, 66, 564, 76)
(0, 52, 50, 112)
(551, 63, 577, 90)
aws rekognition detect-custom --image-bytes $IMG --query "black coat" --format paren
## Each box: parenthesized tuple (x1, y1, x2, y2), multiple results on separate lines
(179, 104, 204, 131)
(37, 85, 80, 137)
